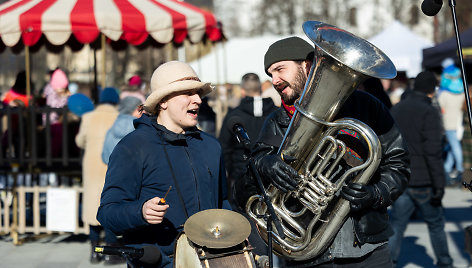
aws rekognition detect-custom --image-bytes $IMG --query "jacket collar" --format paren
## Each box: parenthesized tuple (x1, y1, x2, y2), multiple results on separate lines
(275, 107, 292, 128)
(408, 90, 432, 104)
(134, 114, 201, 143)
(151, 119, 201, 143)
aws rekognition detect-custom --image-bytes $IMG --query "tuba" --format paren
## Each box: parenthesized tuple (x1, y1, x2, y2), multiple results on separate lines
(245, 21, 397, 261)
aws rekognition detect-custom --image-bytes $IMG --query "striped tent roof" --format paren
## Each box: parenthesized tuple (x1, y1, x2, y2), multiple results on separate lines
(0, 0, 222, 47)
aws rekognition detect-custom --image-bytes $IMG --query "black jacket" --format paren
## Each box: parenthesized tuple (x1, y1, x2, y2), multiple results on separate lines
(390, 90, 445, 188)
(219, 97, 277, 180)
(234, 90, 410, 249)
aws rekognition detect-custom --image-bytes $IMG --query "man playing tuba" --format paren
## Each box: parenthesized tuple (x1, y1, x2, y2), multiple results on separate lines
(233, 36, 410, 267)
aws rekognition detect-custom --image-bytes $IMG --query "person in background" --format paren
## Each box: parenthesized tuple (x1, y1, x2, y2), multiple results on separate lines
(219, 73, 277, 204)
(197, 96, 217, 136)
(42, 68, 70, 125)
(219, 72, 277, 259)
(233, 36, 409, 267)
(388, 72, 409, 105)
(360, 77, 392, 109)
(97, 61, 230, 268)
(102, 96, 143, 164)
(2, 70, 32, 107)
(388, 71, 454, 268)
(1, 70, 32, 158)
(75, 87, 123, 265)
(261, 79, 282, 107)
(438, 58, 465, 186)
(120, 74, 146, 104)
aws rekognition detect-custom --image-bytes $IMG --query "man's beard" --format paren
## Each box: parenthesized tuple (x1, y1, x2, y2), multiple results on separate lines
(277, 66, 307, 105)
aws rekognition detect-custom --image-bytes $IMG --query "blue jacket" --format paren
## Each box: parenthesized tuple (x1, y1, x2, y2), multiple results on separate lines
(101, 113, 136, 164)
(97, 114, 230, 267)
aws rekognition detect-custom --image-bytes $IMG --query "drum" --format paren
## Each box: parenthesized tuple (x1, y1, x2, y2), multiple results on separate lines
(174, 209, 256, 268)
(174, 232, 256, 268)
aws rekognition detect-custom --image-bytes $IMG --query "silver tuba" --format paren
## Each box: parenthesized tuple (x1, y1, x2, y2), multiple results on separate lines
(246, 21, 397, 261)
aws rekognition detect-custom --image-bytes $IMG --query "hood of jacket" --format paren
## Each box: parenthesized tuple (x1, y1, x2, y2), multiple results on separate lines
(237, 96, 276, 117)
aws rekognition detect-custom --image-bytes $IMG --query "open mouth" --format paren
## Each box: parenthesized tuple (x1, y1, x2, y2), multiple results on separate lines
(187, 108, 199, 117)
(275, 82, 289, 93)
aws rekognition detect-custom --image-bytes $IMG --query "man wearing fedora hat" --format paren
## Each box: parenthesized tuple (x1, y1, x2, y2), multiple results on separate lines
(97, 61, 231, 268)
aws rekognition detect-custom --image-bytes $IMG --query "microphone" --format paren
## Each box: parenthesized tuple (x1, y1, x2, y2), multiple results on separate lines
(95, 245, 161, 264)
(228, 116, 251, 150)
(421, 0, 443, 16)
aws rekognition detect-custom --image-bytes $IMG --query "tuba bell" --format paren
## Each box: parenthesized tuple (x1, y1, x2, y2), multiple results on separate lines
(245, 21, 397, 261)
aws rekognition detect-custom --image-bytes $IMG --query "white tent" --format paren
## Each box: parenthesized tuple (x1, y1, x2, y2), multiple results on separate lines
(190, 35, 309, 85)
(368, 20, 433, 78)
(191, 21, 430, 84)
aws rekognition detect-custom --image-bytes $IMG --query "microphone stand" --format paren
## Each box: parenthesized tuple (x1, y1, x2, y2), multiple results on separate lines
(446, 0, 472, 191)
(236, 137, 285, 268)
(448, 0, 471, 134)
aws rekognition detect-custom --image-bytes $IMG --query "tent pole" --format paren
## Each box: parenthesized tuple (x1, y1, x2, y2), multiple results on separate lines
(101, 33, 106, 89)
(93, 45, 98, 102)
(25, 45, 31, 101)
(222, 40, 227, 84)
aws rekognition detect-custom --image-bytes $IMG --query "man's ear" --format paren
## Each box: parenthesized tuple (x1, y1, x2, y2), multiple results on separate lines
(303, 60, 313, 76)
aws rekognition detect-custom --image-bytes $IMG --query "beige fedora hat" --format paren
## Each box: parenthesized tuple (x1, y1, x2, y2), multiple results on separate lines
(143, 61, 213, 113)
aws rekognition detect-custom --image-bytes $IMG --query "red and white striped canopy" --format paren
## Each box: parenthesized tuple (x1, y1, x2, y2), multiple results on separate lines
(0, 0, 223, 47)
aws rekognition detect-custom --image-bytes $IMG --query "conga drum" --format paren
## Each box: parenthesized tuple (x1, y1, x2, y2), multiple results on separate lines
(174, 209, 256, 268)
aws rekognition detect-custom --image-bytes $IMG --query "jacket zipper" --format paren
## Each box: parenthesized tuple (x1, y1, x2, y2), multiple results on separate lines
(184, 146, 200, 211)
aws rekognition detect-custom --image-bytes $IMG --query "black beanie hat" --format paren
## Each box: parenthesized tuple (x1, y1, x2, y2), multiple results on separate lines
(264, 37, 314, 76)
(414, 71, 438, 94)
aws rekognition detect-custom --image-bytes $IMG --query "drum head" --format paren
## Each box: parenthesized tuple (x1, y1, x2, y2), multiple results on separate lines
(184, 209, 251, 249)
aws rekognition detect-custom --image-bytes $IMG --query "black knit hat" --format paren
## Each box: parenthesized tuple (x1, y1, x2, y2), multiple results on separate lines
(414, 71, 438, 94)
(264, 37, 314, 76)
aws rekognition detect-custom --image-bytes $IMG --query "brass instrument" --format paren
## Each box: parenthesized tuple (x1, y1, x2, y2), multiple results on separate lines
(246, 21, 396, 261)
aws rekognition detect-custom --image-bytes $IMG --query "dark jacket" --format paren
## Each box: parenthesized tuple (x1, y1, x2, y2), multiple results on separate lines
(97, 114, 230, 268)
(219, 97, 277, 180)
(234, 90, 410, 260)
(390, 90, 445, 188)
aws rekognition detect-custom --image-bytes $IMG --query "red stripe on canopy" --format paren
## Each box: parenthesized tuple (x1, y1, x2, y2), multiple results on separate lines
(114, 0, 148, 45)
(175, 0, 221, 41)
(150, 0, 187, 44)
(0, 0, 33, 16)
(71, 0, 99, 43)
(20, 0, 57, 46)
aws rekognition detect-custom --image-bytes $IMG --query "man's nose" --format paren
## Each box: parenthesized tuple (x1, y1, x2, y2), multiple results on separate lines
(271, 74, 281, 86)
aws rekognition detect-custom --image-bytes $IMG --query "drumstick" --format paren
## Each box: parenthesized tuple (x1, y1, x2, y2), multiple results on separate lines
(158, 186, 172, 205)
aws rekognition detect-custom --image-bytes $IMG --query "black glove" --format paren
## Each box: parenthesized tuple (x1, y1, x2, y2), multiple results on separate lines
(430, 188, 444, 207)
(256, 154, 300, 193)
(341, 182, 381, 212)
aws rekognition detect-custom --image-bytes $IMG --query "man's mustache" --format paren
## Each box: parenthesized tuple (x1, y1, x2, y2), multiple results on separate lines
(275, 81, 290, 91)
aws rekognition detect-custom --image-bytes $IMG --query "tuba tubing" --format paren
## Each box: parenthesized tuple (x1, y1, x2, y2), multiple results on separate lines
(246, 21, 396, 261)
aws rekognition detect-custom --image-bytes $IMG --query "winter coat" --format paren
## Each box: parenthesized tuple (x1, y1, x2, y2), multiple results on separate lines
(391, 90, 445, 188)
(437, 90, 465, 131)
(97, 114, 230, 268)
(101, 113, 136, 164)
(75, 104, 119, 226)
(219, 97, 277, 180)
(234, 90, 410, 265)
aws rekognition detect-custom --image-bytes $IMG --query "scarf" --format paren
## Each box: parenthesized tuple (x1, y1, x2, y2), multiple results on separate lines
(282, 99, 296, 119)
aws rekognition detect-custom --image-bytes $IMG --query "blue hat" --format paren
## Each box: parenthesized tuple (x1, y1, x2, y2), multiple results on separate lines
(99, 87, 120, 104)
(67, 93, 94, 117)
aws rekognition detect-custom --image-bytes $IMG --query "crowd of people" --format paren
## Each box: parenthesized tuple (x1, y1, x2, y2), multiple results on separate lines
(1, 33, 471, 268)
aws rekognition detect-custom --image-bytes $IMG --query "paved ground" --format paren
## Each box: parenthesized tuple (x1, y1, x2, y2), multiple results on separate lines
(0, 187, 472, 268)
